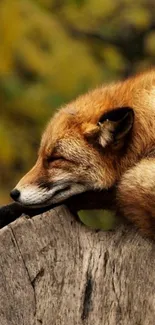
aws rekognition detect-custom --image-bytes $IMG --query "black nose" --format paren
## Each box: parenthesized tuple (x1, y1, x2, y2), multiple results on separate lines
(10, 189, 20, 201)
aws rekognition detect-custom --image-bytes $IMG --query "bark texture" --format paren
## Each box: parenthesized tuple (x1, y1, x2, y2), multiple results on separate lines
(0, 206, 154, 325)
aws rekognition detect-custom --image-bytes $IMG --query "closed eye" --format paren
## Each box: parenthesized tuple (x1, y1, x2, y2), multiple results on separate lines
(46, 156, 64, 163)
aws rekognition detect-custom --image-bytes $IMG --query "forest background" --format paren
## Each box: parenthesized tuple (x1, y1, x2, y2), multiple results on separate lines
(1, 0, 155, 228)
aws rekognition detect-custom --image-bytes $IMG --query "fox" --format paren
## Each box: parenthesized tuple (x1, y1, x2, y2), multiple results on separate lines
(10, 70, 155, 238)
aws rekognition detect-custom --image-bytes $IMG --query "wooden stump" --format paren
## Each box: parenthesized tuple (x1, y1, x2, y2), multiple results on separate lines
(0, 206, 155, 325)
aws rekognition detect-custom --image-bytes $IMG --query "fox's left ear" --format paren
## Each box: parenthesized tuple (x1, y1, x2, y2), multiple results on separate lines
(97, 107, 134, 148)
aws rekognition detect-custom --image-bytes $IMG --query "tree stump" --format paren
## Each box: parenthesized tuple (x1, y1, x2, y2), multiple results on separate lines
(0, 206, 155, 325)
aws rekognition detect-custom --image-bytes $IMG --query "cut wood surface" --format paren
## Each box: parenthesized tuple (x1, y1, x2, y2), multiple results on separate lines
(0, 206, 155, 325)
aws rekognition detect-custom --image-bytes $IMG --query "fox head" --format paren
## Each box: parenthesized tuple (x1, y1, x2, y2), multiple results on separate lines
(10, 71, 155, 207)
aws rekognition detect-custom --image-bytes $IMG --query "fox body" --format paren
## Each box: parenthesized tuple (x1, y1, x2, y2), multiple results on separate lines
(11, 70, 155, 237)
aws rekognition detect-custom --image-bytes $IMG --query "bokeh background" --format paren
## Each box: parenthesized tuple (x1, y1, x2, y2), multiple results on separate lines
(1, 0, 155, 227)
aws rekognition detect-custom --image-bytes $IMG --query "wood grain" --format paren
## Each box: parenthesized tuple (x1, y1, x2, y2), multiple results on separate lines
(0, 206, 155, 325)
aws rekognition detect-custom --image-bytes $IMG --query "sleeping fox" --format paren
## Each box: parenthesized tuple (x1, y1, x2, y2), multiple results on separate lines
(10, 70, 155, 237)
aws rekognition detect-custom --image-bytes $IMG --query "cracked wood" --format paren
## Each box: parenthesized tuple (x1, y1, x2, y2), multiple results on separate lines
(0, 206, 155, 324)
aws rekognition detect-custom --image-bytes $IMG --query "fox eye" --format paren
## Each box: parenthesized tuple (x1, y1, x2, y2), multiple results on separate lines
(46, 155, 64, 163)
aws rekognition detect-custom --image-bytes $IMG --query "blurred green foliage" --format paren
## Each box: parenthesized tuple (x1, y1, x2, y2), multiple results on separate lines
(1, 0, 155, 227)
(79, 210, 118, 230)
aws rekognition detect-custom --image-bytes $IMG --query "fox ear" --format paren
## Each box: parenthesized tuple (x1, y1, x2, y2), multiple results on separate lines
(98, 107, 134, 148)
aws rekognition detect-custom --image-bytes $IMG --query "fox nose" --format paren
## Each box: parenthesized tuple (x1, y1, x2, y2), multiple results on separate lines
(10, 188, 20, 201)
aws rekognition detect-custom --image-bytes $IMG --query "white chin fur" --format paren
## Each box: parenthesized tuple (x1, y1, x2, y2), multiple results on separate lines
(16, 183, 86, 207)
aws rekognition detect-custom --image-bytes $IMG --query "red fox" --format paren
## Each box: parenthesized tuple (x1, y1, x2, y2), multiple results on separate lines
(10, 70, 155, 237)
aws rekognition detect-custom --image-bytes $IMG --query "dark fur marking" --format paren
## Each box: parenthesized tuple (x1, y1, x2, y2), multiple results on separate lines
(99, 107, 133, 123)
(37, 178, 51, 190)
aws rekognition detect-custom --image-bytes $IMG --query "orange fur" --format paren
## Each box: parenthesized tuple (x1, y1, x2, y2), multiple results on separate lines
(12, 70, 155, 237)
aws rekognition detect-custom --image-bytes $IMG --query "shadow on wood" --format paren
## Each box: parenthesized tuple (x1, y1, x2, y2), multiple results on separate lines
(0, 206, 154, 325)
